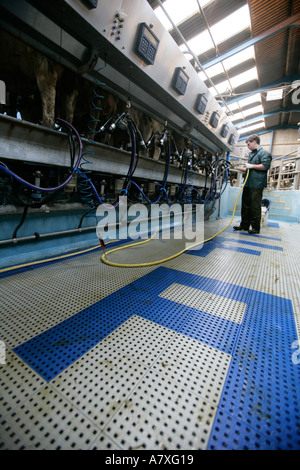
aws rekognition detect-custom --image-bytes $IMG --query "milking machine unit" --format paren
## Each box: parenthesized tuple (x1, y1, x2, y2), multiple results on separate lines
(0, 0, 238, 260)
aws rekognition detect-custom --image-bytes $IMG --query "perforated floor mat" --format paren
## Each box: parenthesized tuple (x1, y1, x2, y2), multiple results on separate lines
(1, 218, 300, 450)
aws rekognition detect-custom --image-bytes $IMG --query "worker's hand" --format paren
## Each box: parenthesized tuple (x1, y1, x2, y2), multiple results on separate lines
(246, 163, 254, 169)
(235, 165, 246, 172)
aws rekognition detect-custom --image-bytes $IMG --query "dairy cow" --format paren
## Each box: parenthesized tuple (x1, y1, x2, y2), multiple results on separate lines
(0, 29, 185, 161)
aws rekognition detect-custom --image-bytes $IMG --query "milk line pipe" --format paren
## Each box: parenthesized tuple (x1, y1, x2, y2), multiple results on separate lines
(0, 170, 249, 272)
(0, 225, 97, 246)
(0, 118, 138, 212)
(0, 208, 196, 246)
(0, 119, 83, 192)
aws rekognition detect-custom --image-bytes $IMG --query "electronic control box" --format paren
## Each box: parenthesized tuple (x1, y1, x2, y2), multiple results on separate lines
(228, 134, 236, 146)
(221, 123, 229, 138)
(210, 111, 219, 128)
(195, 94, 208, 114)
(172, 67, 189, 95)
(135, 22, 160, 65)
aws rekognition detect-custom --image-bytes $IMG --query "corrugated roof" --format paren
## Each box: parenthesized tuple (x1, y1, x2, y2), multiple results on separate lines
(249, 0, 300, 131)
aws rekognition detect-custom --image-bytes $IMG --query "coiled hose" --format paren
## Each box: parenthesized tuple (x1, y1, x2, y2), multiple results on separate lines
(78, 74, 107, 224)
(78, 114, 139, 211)
(128, 131, 171, 205)
(100, 169, 250, 268)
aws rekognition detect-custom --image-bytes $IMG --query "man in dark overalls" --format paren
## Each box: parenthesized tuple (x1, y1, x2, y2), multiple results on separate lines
(234, 134, 272, 234)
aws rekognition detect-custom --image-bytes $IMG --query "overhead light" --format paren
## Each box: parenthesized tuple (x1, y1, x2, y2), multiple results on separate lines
(266, 89, 283, 101)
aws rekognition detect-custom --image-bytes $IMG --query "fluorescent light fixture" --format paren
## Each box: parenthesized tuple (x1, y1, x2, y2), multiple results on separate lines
(266, 88, 283, 101)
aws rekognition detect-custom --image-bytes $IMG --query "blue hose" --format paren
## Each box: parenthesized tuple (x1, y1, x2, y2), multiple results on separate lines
(78, 74, 107, 217)
(77, 118, 138, 211)
(0, 119, 82, 192)
(129, 138, 171, 204)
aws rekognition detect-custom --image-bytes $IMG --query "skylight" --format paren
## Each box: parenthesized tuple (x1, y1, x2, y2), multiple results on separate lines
(152, 1, 267, 133)
(236, 114, 265, 128)
(238, 121, 265, 135)
(229, 105, 264, 126)
(179, 29, 215, 57)
(229, 112, 244, 122)
(156, 1, 251, 59)
(198, 63, 224, 81)
(208, 80, 232, 97)
(238, 93, 262, 108)
(199, 46, 256, 83)
(230, 67, 258, 89)
(207, 67, 258, 99)
(154, 0, 211, 31)
(227, 102, 240, 112)
(209, 5, 251, 45)
(242, 104, 264, 117)
(222, 46, 255, 71)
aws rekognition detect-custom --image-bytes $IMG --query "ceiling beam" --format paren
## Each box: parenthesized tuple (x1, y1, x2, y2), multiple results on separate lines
(238, 125, 299, 141)
(222, 75, 300, 105)
(235, 107, 300, 127)
(202, 13, 300, 70)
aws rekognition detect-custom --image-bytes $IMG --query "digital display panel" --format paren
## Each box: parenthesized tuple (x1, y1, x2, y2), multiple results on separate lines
(172, 67, 189, 95)
(195, 94, 208, 114)
(228, 134, 236, 145)
(221, 123, 229, 138)
(210, 111, 219, 128)
(135, 23, 160, 65)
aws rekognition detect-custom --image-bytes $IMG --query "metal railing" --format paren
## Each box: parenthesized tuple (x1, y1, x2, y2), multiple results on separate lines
(268, 151, 300, 190)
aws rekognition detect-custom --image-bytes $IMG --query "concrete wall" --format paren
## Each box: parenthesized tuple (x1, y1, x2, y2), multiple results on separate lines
(219, 185, 300, 224)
